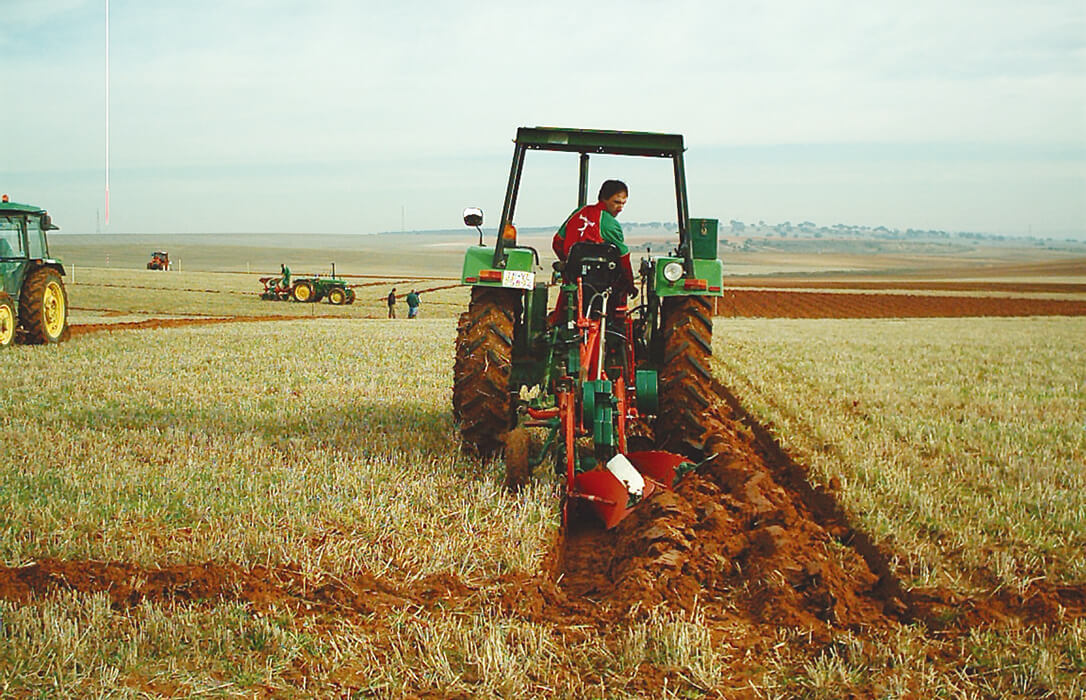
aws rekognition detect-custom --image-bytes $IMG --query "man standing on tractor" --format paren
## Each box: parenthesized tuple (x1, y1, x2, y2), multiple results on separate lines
(406, 289, 421, 318)
(387, 288, 397, 318)
(552, 180, 637, 299)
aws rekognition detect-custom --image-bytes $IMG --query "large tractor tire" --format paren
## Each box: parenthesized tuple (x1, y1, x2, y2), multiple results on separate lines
(0, 292, 15, 348)
(291, 280, 316, 303)
(657, 295, 715, 457)
(19, 268, 69, 345)
(344, 288, 356, 305)
(327, 287, 348, 306)
(453, 286, 517, 457)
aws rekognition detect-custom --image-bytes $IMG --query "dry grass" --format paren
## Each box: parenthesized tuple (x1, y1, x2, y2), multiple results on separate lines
(64, 267, 469, 323)
(0, 590, 745, 699)
(2, 285, 1085, 695)
(759, 622, 1086, 698)
(0, 319, 552, 580)
(2, 585, 1083, 698)
(0, 591, 322, 698)
(711, 316, 1086, 590)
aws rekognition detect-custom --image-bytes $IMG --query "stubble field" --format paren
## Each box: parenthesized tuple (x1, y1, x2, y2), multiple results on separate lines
(1, 243, 1084, 697)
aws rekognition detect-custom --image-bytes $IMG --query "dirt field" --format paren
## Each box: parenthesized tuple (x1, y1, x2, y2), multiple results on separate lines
(1, 249, 1084, 696)
(63, 286, 1086, 340)
(1, 355, 1081, 696)
(714, 289, 1086, 318)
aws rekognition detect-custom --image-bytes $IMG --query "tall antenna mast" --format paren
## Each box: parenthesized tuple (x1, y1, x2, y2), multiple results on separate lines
(105, 0, 110, 225)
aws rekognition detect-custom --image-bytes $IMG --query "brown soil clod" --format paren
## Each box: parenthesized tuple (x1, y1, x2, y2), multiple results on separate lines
(554, 370, 907, 634)
(0, 559, 478, 620)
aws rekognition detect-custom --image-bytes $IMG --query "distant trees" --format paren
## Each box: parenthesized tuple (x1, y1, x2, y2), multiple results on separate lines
(615, 216, 1084, 250)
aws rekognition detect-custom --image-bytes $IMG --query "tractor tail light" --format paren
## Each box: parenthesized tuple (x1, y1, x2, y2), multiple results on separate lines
(480, 269, 503, 282)
(683, 279, 708, 291)
(465, 276, 478, 283)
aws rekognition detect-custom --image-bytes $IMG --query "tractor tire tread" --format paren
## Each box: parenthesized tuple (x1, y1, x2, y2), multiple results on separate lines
(657, 296, 714, 457)
(0, 292, 15, 348)
(18, 267, 69, 345)
(453, 287, 518, 457)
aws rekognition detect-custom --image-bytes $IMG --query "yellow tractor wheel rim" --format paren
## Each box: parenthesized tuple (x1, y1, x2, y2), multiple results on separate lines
(43, 281, 65, 337)
(0, 304, 13, 345)
(295, 285, 311, 301)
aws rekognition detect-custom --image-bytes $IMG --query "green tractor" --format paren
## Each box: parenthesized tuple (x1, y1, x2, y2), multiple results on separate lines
(453, 127, 722, 528)
(0, 195, 69, 348)
(260, 264, 356, 305)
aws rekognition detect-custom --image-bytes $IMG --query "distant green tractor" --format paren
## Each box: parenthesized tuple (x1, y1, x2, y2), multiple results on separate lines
(0, 195, 69, 347)
(259, 264, 356, 305)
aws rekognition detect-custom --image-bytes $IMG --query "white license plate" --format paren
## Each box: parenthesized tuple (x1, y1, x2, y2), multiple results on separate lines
(502, 270, 535, 290)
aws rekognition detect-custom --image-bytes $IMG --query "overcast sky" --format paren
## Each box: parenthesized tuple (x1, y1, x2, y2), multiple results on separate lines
(2, 0, 1084, 238)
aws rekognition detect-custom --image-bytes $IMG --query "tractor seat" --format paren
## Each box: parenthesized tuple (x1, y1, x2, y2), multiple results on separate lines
(564, 242, 623, 311)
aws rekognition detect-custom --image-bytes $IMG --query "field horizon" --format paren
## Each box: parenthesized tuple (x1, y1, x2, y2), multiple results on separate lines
(50, 230, 1086, 280)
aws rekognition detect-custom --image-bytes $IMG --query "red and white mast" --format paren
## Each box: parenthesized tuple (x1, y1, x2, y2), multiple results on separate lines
(104, 0, 110, 225)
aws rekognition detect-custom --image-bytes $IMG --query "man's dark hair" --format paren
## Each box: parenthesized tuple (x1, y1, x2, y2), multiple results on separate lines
(598, 180, 628, 201)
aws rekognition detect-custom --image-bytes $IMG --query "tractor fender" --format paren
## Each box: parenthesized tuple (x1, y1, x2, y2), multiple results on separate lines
(26, 259, 67, 277)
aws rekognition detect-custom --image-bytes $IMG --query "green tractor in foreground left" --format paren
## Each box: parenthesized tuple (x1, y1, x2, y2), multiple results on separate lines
(0, 195, 69, 348)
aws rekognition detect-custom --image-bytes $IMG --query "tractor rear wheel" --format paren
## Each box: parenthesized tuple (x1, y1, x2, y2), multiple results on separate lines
(657, 295, 715, 457)
(344, 288, 356, 305)
(291, 280, 316, 302)
(0, 292, 15, 348)
(19, 268, 69, 345)
(453, 286, 517, 457)
(327, 287, 347, 305)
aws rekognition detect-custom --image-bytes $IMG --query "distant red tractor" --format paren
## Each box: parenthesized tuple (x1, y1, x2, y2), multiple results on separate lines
(147, 251, 170, 270)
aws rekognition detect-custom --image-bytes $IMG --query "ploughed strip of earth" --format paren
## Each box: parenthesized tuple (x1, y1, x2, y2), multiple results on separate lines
(714, 289, 1086, 318)
(65, 282, 1086, 339)
(1, 373, 1082, 644)
(549, 374, 1085, 634)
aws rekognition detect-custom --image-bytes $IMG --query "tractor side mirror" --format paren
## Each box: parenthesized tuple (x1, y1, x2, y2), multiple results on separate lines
(41, 213, 59, 231)
(463, 207, 483, 227)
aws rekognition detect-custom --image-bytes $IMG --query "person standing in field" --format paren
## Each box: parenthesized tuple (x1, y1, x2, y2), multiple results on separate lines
(387, 288, 397, 319)
(406, 289, 421, 318)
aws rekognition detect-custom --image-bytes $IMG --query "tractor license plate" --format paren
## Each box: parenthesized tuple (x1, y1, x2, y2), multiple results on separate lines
(502, 270, 535, 290)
